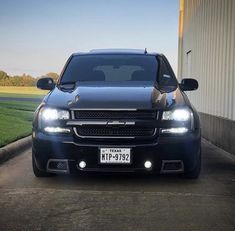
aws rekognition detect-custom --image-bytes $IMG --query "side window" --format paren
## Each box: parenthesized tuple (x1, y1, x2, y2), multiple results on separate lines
(158, 59, 177, 86)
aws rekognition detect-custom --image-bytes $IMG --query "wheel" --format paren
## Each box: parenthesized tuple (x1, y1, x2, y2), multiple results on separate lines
(32, 151, 54, 177)
(183, 150, 201, 179)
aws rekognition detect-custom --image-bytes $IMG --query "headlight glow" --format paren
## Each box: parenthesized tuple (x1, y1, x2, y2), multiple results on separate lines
(44, 126, 71, 133)
(161, 127, 188, 134)
(41, 108, 70, 121)
(172, 109, 190, 121)
(162, 109, 190, 121)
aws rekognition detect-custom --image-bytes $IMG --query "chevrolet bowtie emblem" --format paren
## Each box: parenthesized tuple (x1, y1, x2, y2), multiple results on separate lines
(106, 121, 126, 127)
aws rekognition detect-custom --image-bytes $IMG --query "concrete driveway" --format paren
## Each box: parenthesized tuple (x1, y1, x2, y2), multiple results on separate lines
(0, 140, 234, 230)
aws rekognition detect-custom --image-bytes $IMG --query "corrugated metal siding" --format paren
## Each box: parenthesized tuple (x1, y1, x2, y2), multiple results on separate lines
(178, 0, 235, 121)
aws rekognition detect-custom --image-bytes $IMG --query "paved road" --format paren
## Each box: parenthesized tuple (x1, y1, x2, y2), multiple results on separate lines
(0, 140, 234, 231)
(0, 96, 42, 102)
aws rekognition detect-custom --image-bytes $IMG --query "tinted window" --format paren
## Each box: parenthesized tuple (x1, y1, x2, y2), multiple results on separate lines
(158, 59, 177, 86)
(60, 55, 158, 83)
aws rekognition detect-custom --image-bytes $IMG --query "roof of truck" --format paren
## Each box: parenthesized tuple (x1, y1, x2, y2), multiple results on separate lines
(73, 49, 161, 56)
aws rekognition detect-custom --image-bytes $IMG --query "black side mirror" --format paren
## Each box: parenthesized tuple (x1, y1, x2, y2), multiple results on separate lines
(37, 77, 55, 90)
(180, 78, 198, 91)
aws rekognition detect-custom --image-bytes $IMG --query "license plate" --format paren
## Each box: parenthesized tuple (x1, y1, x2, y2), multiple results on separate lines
(100, 148, 131, 164)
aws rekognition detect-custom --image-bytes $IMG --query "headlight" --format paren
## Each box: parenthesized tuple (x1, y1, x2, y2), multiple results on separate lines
(39, 107, 70, 133)
(161, 127, 188, 134)
(162, 109, 190, 121)
(44, 126, 70, 133)
(41, 108, 70, 121)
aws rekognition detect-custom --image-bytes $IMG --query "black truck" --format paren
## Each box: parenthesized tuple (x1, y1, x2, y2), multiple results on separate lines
(32, 49, 201, 178)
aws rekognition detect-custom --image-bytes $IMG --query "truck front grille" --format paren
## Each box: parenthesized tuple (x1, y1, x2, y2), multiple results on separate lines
(73, 110, 157, 139)
(74, 110, 157, 120)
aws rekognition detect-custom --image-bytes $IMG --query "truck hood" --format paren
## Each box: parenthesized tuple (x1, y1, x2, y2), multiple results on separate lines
(44, 82, 186, 110)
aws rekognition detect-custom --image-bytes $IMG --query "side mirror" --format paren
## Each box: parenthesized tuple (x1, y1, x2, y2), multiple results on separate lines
(180, 78, 198, 91)
(37, 77, 55, 90)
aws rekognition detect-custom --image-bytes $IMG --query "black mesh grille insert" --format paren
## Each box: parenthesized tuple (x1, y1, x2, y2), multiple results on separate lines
(76, 127, 155, 137)
(74, 110, 157, 120)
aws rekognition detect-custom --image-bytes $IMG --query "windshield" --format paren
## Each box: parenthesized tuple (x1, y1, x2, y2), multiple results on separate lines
(60, 55, 158, 83)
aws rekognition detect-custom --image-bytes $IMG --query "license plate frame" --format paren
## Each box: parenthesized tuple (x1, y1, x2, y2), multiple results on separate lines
(99, 148, 132, 164)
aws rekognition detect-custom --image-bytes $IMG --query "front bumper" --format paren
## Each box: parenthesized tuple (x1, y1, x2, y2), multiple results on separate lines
(32, 128, 201, 174)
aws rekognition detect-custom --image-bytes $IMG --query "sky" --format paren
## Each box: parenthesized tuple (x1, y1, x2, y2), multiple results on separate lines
(0, 0, 179, 77)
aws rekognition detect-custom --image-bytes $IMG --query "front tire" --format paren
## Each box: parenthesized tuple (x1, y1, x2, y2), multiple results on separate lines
(32, 151, 53, 177)
(183, 150, 201, 179)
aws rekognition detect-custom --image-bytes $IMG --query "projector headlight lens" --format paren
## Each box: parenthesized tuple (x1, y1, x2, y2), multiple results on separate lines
(41, 108, 70, 121)
(162, 109, 190, 121)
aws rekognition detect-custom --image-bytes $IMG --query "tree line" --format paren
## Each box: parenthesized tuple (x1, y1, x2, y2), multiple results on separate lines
(0, 70, 59, 86)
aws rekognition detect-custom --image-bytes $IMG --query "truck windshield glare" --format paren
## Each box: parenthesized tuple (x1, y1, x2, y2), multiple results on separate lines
(60, 55, 158, 83)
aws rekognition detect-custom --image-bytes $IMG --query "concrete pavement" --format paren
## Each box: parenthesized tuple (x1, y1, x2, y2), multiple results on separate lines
(0, 136, 31, 164)
(0, 139, 234, 230)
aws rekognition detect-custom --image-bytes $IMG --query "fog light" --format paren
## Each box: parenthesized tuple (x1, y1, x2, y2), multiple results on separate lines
(144, 160, 152, 169)
(79, 161, 86, 169)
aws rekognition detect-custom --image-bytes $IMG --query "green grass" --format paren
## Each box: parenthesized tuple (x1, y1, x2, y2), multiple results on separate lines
(0, 101, 39, 147)
(0, 92, 44, 98)
(0, 86, 46, 147)
(0, 86, 47, 98)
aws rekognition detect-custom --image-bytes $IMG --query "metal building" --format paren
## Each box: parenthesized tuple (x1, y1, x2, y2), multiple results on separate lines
(178, 0, 235, 155)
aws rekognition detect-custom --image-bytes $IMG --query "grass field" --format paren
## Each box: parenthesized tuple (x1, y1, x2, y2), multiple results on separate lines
(0, 86, 47, 147)
(0, 86, 47, 98)
(0, 100, 39, 147)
